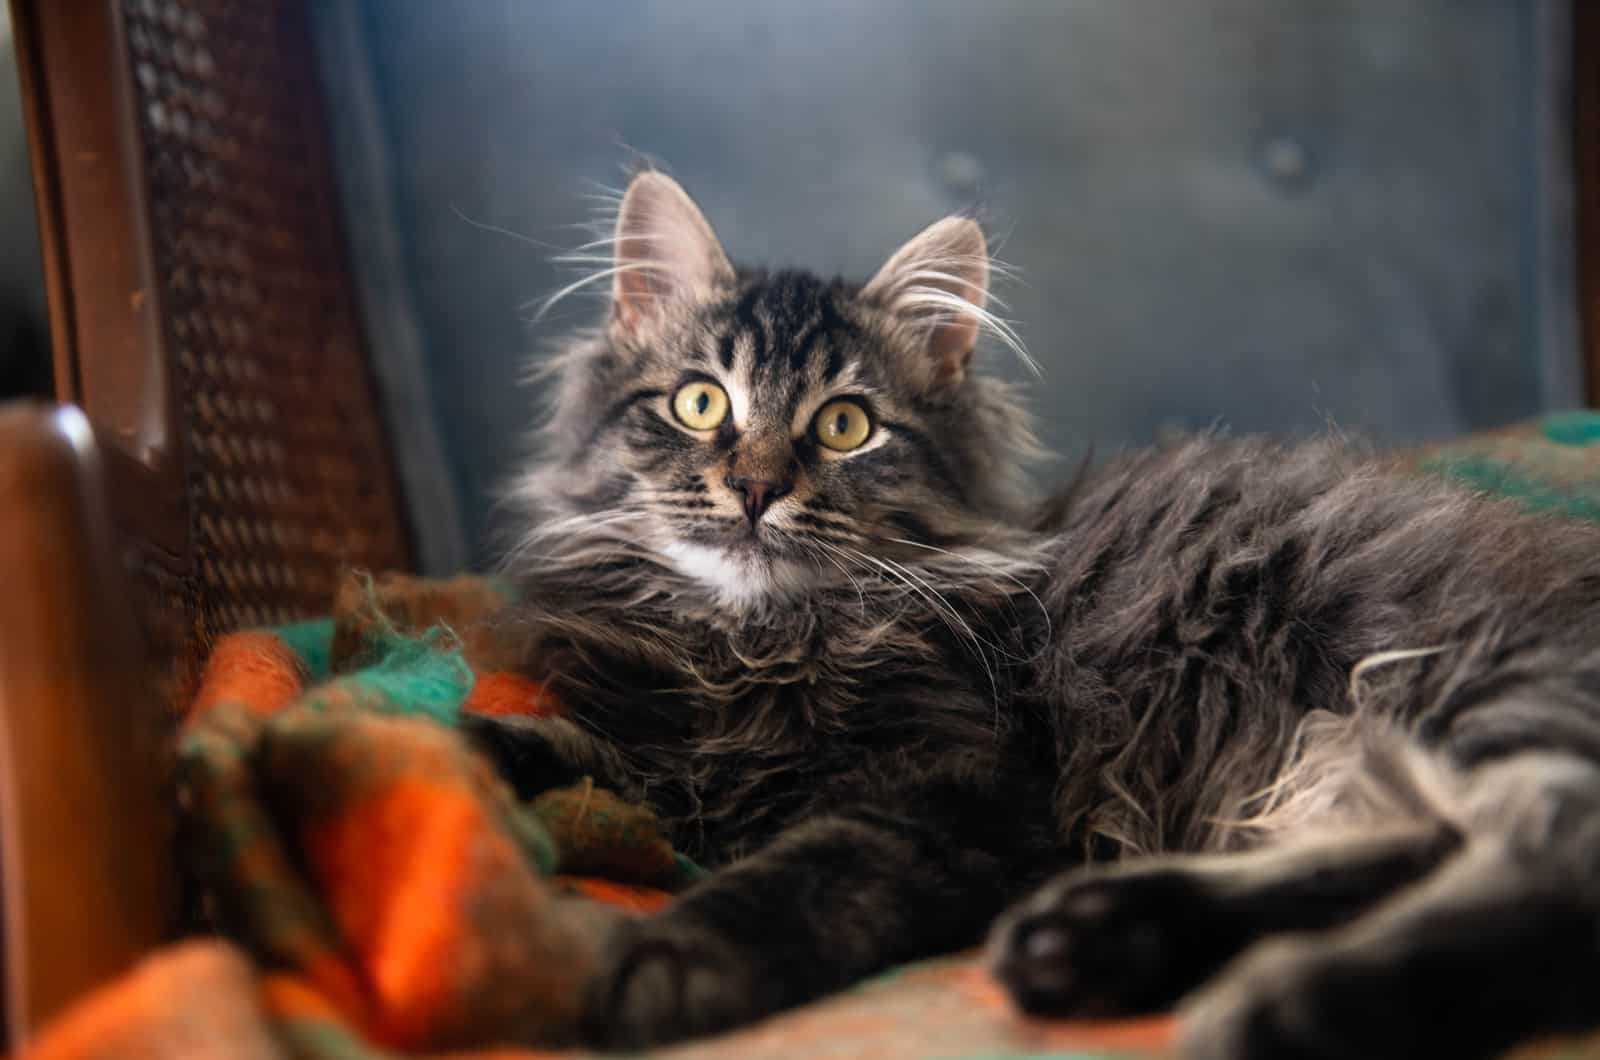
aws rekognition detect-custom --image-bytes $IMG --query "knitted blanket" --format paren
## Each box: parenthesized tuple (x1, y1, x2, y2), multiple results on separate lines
(24, 573, 706, 1060)
(15, 573, 1154, 1060)
(15, 412, 1600, 1060)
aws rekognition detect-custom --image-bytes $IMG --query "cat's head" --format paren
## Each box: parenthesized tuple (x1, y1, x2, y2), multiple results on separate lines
(514, 170, 1041, 609)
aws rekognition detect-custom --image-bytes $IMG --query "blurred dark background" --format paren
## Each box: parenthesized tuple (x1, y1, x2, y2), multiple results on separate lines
(0, 3, 1585, 570)
(0, 4, 48, 403)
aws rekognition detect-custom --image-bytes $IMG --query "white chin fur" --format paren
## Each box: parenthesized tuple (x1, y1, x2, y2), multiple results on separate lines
(663, 541, 812, 610)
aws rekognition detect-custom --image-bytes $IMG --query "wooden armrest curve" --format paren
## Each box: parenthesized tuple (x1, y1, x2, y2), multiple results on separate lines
(0, 402, 174, 1049)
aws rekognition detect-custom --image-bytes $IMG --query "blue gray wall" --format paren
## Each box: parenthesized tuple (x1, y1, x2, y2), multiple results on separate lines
(327, 0, 1579, 568)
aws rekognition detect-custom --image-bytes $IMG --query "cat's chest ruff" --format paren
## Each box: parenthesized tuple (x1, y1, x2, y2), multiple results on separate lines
(668, 607, 943, 723)
(686, 617, 883, 691)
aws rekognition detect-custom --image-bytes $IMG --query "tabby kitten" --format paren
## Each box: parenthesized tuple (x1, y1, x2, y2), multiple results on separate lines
(469, 170, 1600, 1058)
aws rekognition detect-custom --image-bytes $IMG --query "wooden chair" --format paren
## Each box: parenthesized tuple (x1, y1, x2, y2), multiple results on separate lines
(2, 0, 412, 1047)
(3, 1, 1600, 1054)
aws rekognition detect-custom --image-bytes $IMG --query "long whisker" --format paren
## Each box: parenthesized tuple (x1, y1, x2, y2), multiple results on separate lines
(877, 554, 999, 656)
(524, 262, 671, 319)
(897, 283, 1038, 376)
(875, 550, 1029, 665)
(449, 205, 567, 251)
(504, 508, 652, 564)
(884, 536, 1052, 658)
(803, 536, 872, 618)
(839, 546, 1002, 729)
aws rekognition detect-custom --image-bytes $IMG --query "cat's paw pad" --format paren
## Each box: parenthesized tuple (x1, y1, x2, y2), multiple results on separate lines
(581, 917, 757, 1049)
(988, 867, 1218, 1017)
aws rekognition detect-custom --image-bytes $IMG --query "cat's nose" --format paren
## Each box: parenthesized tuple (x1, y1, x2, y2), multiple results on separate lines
(725, 474, 791, 526)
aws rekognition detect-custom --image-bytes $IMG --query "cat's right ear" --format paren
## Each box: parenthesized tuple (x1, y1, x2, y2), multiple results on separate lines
(861, 216, 991, 389)
(610, 171, 734, 336)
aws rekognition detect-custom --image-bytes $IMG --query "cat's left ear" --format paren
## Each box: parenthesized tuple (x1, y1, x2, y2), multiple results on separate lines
(862, 216, 990, 388)
(611, 170, 735, 336)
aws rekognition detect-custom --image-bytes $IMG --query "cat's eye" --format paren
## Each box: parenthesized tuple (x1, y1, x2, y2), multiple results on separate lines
(672, 380, 730, 430)
(813, 399, 873, 452)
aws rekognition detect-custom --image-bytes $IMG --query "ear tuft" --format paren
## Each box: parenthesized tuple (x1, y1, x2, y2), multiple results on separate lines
(612, 171, 734, 335)
(862, 217, 991, 387)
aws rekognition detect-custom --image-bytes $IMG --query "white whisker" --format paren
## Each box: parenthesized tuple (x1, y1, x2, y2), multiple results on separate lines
(803, 536, 872, 618)
(840, 546, 1003, 729)
(897, 285, 1038, 376)
(525, 262, 670, 319)
(448, 205, 565, 251)
(884, 536, 1052, 660)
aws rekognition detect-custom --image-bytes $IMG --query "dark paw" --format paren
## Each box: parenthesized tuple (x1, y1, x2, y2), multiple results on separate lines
(1180, 938, 1373, 1060)
(1180, 931, 1503, 1060)
(1181, 915, 1580, 1060)
(457, 713, 578, 799)
(581, 916, 760, 1049)
(988, 866, 1229, 1017)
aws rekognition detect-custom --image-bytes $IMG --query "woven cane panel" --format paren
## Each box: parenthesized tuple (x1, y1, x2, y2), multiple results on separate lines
(121, 0, 410, 697)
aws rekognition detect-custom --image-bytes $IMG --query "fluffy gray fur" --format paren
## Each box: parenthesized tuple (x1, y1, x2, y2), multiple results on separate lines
(474, 170, 1600, 1058)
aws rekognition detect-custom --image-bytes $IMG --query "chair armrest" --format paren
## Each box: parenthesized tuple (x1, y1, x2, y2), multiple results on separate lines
(0, 402, 173, 1048)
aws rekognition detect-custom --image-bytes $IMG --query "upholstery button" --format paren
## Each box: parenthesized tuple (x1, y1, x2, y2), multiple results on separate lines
(937, 151, 986, 197)
(1258, 136, 1316, 193)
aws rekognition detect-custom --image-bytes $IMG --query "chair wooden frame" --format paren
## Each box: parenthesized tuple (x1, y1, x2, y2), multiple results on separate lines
(4, 0, 414, 1048)
(0, 405, 172, 1044)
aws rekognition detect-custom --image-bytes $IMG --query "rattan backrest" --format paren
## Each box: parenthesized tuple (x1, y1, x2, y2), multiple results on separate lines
(13, 0, 413, 704)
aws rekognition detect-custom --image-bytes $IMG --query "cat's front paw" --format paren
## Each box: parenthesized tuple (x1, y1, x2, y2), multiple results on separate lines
(988, 865, 1227, 1017)
(580, 915, 762, 1049)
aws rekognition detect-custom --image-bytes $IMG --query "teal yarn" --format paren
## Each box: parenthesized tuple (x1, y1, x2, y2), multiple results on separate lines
(271, 618, 336, 680)
(298, 573, 478, 724)
(292, 623, 474, 726)
(1422, 454, 1600, 524)
(341, 626, 474, 725)
(261, 612, 474, 725)
(1542, 410, 1600, 447)
(350, 627, 473, 726)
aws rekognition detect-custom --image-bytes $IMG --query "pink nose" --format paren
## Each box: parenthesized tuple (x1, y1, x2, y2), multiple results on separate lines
(725, 475, 790, 526)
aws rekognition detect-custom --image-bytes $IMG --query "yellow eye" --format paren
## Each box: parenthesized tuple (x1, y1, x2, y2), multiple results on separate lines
(672, 380, 729, 430)
(813, 399, 873, 452)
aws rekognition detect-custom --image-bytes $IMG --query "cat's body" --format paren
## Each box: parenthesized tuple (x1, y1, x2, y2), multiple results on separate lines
(472, 171, 1600, 1058)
